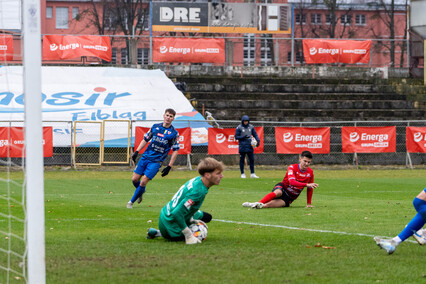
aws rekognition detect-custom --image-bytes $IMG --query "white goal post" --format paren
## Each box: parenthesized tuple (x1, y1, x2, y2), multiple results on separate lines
(23, 0, 46, 283)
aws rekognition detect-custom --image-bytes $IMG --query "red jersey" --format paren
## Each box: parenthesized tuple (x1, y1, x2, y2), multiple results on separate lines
(282, 163, 314, 200)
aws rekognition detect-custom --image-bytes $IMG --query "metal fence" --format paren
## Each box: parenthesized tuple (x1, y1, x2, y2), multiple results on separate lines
(8, 34, 409, 69)
(1, 119, 426, 168)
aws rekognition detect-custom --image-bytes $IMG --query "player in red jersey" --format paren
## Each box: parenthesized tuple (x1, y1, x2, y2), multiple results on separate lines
(242, 151, 319, 209)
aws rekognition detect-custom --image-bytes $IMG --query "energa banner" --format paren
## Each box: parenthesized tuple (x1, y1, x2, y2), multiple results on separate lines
(406, 127, 426, 153)
(342, 126, 396, 153)
(135, 127, 191, 155)
(303, 39, 371, 64)
(0, 66, 209, 147)
(275, 127, 330, 154)
(208, 127, 263, 155)
(153, 38, 225, 63)
(0, 34, 13, 61)
(0, 127, 53, 157)
(42, 35, 111, 61)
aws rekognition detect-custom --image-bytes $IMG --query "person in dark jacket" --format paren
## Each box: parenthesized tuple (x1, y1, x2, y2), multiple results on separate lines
(235, 115, 260, 178)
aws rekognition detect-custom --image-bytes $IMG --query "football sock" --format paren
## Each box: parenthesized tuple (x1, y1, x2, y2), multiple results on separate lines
(413, 197, 426, 221)
(392, 236, 402, 245)
(397, 213, 425, 242)
(130, 186, 146, 203)
(132, 180, 140, 188)
(260, 192, 277, 204)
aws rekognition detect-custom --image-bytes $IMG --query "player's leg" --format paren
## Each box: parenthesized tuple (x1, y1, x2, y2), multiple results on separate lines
(247, 152, 258, 178)
(263, 199, 287, 208)
(395, 197, 426, 243)
(239, 152, 247, 178)
(193, 210, 212, 223)
(412, 190, 426, 244)
(375, 193, 426, 253)
(128, 159, 147, 208)
(158, 215, 185, 241)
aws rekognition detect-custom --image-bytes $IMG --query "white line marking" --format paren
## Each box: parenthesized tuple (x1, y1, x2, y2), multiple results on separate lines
(213, 219, 418, 244)
(40, 217, 418, 244)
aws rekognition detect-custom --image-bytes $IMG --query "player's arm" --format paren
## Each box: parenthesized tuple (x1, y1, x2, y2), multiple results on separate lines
(235, 126, 249, 140)
(251, 127, 260, 145)
(161, 135, 179, 177)
(170, 198, 201, 244)
(306, 175, 318, 208)
(132, 129, 153, 162)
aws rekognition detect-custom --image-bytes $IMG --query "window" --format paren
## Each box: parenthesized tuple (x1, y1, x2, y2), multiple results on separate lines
(137, 11, 150, 31)
(355, 14, 366, 26)
(137, 48, 149, 65)
(46, 7, 53, 19)
(72, 7, 79, 19)
(111, 48, 117, 64)
(260, 35, 272, 66)
(295, 13, 306, 25)
(243, 34, 255, 67)
(289, 51, 303, 63)
(295, 52, 303, 63)
(311, 14, 321, 25)
(56, 7, 69, 29)
(121, 48, 128, 64)
(105, 9, 118, 30)
(340, 14, 352, 25)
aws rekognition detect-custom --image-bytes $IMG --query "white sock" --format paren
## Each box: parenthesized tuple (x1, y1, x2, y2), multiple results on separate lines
(392, 236, 402, 245)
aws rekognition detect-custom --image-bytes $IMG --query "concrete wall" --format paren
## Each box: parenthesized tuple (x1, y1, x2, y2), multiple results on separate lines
(152, 65, 410, 79)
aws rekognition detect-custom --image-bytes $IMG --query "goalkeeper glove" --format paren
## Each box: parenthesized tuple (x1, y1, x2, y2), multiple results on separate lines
(131, 151, 139, 163)
(189, 217, 208, 229)
(161, 165, 171, 177)
(182, 227, 201, 245)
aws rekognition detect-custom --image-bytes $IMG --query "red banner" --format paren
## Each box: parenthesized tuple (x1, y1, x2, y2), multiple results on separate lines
(406, 127, 426, 153)
(42, 35, 111, 61)
(0, 127, 53, 158)
(303, 39, 371, 64)
(208, 127, 264, 155)
(135, 127, 191, 155)
(275, 127, 330, 154)
(342, 126, 396, 153)
(153, 38, 225, 63)
(0, 35, 13, 61)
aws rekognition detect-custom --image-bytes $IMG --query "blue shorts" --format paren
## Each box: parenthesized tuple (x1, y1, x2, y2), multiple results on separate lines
(133, 157, 162, 180)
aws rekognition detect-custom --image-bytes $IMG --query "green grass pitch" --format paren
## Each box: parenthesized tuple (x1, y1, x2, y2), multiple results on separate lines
(1, 168, 425, 283)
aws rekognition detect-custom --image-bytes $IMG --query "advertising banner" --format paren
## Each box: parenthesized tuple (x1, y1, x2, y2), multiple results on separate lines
(406, 127, 426, 153)
(151, 2, 291, 34)
(275, 127, 330, 154)
(0, 66, 210, 147)
(342, 126, 396, 153)
(42, 35, 111, 61)
(135, 127, 191, 155)
(303, 39, 371, 64)
(208, 127, 263, 155)
(0, 127, 53, 157)
(153, 38, 225, 63)
(0, 34, 13, 61)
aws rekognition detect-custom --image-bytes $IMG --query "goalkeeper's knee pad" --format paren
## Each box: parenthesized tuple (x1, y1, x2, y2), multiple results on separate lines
(201, 212, 212, 223)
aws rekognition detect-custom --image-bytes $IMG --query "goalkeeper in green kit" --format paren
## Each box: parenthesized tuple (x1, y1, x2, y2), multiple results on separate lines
(147, 157, 224, 244)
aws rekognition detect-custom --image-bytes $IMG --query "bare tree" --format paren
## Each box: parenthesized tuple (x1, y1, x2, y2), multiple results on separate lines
(370, 0, 407, 67)
(81, 0, 149, 64)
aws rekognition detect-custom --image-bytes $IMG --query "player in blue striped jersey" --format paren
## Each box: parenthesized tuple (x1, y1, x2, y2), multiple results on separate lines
(127, 108, 180, 208)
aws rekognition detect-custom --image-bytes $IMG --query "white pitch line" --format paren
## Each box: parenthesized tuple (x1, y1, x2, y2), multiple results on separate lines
(213, 219, 418, 244)
(41, 216, 418, 244)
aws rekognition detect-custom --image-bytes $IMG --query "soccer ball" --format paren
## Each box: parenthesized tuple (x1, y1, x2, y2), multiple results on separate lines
(189, 222, 208, 241)
(251, 136, 257, 147)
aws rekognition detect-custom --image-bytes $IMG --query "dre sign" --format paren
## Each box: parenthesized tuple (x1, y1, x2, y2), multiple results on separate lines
(152, 2, 208, 26)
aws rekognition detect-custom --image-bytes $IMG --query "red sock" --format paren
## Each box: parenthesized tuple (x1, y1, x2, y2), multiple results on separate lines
(260, 192, 277, 204)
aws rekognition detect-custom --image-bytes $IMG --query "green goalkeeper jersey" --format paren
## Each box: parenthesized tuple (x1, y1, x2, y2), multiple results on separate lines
(159, 176, 209, 238)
